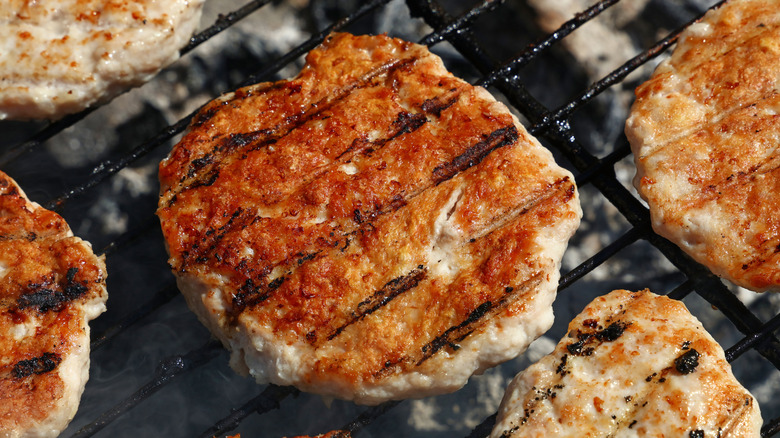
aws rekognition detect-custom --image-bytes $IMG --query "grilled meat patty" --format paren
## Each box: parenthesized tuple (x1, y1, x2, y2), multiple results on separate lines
(0, 0, 204, 120)
(158, 32, 581, 404)
(0, 171, 107, 437)
(625, 0, 780, 292)
(491, 289, 762, 437)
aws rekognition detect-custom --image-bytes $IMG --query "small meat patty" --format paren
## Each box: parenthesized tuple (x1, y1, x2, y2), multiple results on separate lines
(625, 0, 780, 292)
(157, 33, 581, 404)
(0, 171, 108, 436)
(491, 290, 762, 437)
(0, 0, 204, 120)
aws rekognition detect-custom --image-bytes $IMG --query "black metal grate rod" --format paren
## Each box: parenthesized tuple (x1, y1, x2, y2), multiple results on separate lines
(70, 340, 224, 438)
(196, 385, 298, 438)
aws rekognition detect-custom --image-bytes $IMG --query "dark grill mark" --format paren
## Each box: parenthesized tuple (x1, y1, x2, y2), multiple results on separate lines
(187, 154, 213, 177)
(391, 111, 428, 137)
(418, 300, 492, 364)
(325, 266, 427, 342)
(179, 207, 247, 270)
(12, 352, 62, 378)
(171, 56, 422, 201)
(674, 348, 700, 374)
(190, 82, 286, 128)
(179, 131, 267, 188)
(232, 275, 287, 312)
(17, 267, 88, 313)
(690, 430, 704, 438)
(190, 106, 220, 128)
(185, 168, 220, 192)
(421, 91, 460, 117)
(415, 274, 542, 366)
(431, 125, 519, 185)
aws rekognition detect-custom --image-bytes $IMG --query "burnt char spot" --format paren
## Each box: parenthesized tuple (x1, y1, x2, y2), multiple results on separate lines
(675, 348, 700, 374)
(17, 268, 88, 312)
(567, 341, 585, 356)
(645, 372, 657, 382)
(327, 266, 427, 342)
(567, 321, 626, 356)
(12, 352, 62, 378)
(596, 321, 627, 342)
(431, 125, 519, 185)
(297, 252, 318, 266)
(582, 318, 599, 328)
(690, 430, 704, 438)
(556, 354, 568, 375)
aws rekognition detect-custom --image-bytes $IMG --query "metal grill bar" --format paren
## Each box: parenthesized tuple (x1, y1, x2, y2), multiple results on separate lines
(475, 0, 622, 89)
(1, 0, 777, 436)
(765, 417, 780, 438)
(180, 0, 274, 53)
(71, 340, 223, 438)
(196, 385, 297, 438)
(416, 0, 505, 48)
(338, 401, 401, 436)
(557, 226, 645, 292)
(727, 313, 780, 362)
(90, 282, 179, 351)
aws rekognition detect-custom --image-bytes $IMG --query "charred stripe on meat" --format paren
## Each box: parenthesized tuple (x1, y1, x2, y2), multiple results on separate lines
(322, 265, 428, 343)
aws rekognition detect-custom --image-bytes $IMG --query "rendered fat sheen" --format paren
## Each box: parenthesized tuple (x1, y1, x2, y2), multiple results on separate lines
(157, 32, 582, 404)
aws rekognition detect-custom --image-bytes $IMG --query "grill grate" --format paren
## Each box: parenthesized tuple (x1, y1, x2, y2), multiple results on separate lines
(1, 0, 779, 436)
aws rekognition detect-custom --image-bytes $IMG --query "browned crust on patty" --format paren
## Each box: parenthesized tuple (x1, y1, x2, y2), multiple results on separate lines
(0, 171, 107, 435)
(158, 33, 580, 402)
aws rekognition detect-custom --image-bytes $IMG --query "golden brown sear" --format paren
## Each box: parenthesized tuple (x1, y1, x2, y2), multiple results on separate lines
(158, 33, 581, 404)
(0, 171, 107, 437)
(626, 0, 780, 292)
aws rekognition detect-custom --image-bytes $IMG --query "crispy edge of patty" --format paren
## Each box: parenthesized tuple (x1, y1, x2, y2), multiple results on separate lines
(158, 33, 581, 403)
(0, 171, 107, 436)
